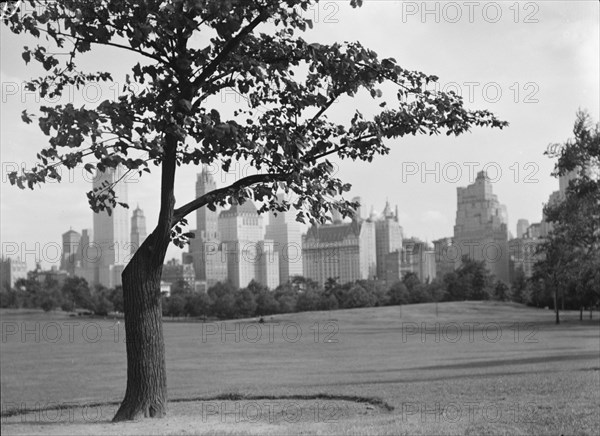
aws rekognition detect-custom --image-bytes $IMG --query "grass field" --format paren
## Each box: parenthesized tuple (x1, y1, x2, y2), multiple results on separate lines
(1, 301, 599, 435)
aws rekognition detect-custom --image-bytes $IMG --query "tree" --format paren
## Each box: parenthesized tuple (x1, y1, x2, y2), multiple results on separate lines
(165, 294, 186, 318)
(388, 281, 409, 305)
(40, 277, 64, 311)
(492, 281, 509, 302)
(170, 279, 192, 296)
(185, 292, 212, 318)
(541, 111, 600, 321)
(339, 283, 372, 308)
(510, 266, 528, 304)
(109, 286, 125, 313)
(91, 286, 115, 316)
(208, 281, 238, 319)
(234, 288, 257, 318)
(61, 276, 93, 311)
(5, 0, 507, 421)
(402, 272, 420, 294)
(444, 257, 494, 301)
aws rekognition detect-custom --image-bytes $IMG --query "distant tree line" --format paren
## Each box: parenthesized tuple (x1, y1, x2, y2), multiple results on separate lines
(0, 276, 121, 316)
(4, 255, 581, 320)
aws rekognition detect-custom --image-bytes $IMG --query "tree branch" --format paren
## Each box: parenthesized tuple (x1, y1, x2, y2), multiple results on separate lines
(172, 172, 286, 224)
(35, 27, 167, 64)
(192, 10, 268, 89)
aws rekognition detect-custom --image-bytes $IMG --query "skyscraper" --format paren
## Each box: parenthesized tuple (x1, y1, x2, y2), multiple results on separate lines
(187, 168, 227, 286)
(374, 200, 403, 281)
(92, 166, 130, 288)
(130, 206, 147, 255)
(516, 219, 530, 239)
(61, 229, 81, 275)
(219, 200, 279, 288)
(432, 237, 456, 279)
(453, 171, 509, 283)
(265, 194, 303, 285)
(76, 228, 95, 284)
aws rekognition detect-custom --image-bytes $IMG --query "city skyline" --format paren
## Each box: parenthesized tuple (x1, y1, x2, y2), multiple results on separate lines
(1, 1, 599, 270)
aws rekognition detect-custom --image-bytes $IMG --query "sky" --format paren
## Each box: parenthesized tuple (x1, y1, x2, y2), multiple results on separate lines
(1, 0, 599, 270)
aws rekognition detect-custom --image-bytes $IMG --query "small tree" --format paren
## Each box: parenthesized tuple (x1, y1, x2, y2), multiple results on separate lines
(510, 266, 528, 304)
(492, 281, 509, 302)
(5, 0, 507, 420)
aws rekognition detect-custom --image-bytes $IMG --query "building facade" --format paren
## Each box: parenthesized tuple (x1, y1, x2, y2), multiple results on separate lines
(432, 237, 456, 279)
(219, 200, 279, 288)
(265, 195, 303, 285)
(453, 171, 510, 283)
(516, 219, 530, 239)
(302, 215, 376, 286)
(92, 166, 130, 288)
(187, 169, 228, 287)
(130, 206, 147, 255)
(374, 201, 403, 282)
(161, 258, 196, 292)
(60, 229, 81, 276)
(0, 257, 28, 289)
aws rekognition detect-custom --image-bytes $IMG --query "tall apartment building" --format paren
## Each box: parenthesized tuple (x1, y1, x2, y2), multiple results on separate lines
(516, 219, 530, 239)
(130, 206, 147, 255)
(453, 171, 509, 283)
(432, 237, 456, 279)
(187, 169, 227, 287)
(302, 214, 376, 286)
(92, 166, 130, 288)
(219, 200, 279, 288)
(76, 229, 95, 284)
(374, 201, 403, 281)
(60, 229, 81, 275)
(265, 195, 303, 285)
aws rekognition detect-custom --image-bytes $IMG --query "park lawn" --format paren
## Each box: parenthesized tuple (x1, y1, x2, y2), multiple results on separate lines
(1, 301, 599, 435)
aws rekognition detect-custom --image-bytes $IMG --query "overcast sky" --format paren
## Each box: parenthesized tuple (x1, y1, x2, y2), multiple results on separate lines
(1, 1, 599, 270)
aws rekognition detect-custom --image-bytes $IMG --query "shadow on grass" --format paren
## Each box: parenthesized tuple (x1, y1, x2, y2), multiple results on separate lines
(0, 392, 394, 421)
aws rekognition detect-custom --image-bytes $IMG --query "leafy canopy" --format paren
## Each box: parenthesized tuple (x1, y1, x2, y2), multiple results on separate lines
(5, 0, 508, 235)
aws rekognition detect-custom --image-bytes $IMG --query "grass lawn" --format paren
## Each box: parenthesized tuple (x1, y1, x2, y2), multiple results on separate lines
(1, 301, 599, 435)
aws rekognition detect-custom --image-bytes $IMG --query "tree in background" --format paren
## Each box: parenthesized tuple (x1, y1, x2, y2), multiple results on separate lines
(387, 281, 409, 306)
(443, 257, 494, 301)
(110, 286, 125, 313)
(91, 285, 115, 316)
(492, 281, 509, 302)
(5, 0, 507, 420)
(234, 288, 257, 318)
(510, 266, 528, 304)
(170, 279, 193, 296)
(184, 292, 212, 319)
(61, 276, 93, 311)
(540, 111, 600, 322)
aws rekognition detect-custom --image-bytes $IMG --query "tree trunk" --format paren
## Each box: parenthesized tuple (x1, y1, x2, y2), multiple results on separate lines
(554, 285, 560, 325)
(590, 306, 593, 320)
(580, 306, 583, 321)
(113, 232, 169, 422)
